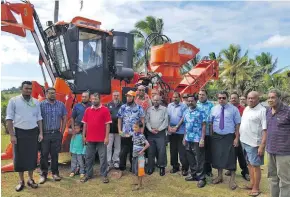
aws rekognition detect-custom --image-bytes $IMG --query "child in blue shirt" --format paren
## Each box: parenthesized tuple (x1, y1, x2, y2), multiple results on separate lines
(69, 122, 86, 179)
(132, 121, 150, 191)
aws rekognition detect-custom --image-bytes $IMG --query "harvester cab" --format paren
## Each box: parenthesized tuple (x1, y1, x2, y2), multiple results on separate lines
(44, 17, 134, 94)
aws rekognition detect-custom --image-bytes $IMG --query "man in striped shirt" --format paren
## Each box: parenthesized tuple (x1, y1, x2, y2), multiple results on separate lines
(266, 89, 290, 197)
(39, 88, 67, 184)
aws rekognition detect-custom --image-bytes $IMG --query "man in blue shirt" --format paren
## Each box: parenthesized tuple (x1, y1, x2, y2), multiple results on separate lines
(117, 90, 145, 175)
(39, 87, 67, 184)
(182, 95, 207, 188)
(167, 92, 189, 176)
(197, 89, 214, 177)
(210, 91, 241, 190)
(71, 91, 91, 131)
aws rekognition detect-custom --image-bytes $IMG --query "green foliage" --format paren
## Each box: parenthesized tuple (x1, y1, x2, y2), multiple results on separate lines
(131, 16, 167, 71)
(207, 44, 290, 104)
(1, 94, 8, 134)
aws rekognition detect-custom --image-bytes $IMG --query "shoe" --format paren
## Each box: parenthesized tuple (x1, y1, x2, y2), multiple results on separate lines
(170, 168, 179, 174)
(15, 181, 25, 192)
(80, 176, 90, 183)
(69, 172, 75, 177)
(52, 174, 61, 181)
(75, 169, 80, 175)
(185, 175, 197, 181)
(113, 162, 119, 169)
(39, 176, 47, 184)
(225, 170, 231, 176)
(27, 179, 38, 189)
(160, 168, 165, 176)
(206, 172, 213, 177)
(197, 180, 206, 188)
(80, 174, 85, 179)
(182, 170, 189, 176)
(147, 169, 154, 175)
(243, 174, 250, 181)
(102, 176, 109, 184)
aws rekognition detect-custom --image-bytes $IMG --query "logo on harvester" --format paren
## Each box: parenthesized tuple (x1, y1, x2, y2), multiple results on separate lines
(178, 47, 193, 55)
(24, 8, 28, 16)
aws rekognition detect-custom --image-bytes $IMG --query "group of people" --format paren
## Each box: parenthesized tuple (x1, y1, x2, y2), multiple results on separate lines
(6, 81, 290, 197)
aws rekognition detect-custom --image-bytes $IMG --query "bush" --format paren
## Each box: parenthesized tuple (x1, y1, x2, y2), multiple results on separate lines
(1, 94, 8, 134)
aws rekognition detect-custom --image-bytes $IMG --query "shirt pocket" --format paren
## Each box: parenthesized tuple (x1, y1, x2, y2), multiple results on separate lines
(277, 115, 289, 127)
(248, 114, 260, 124)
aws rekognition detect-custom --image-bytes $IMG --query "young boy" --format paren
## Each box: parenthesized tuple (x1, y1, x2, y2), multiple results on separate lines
(132, 121, 150, 190)
(69, 122, 86, 179)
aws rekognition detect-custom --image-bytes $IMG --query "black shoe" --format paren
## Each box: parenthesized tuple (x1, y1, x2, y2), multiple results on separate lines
(206, 172, 213, 177)
(197, 180, 206, 188)
(75, 169, 80, 175)
(242, 173, 250, 181)
(15, 181, 25, 192)
(170, 168, 179, 174)
(159, 168, 165, 176)
(129, 166, 132, 172)
(185, 175, 197, 181)
(182, 170, 189, 176)
(225, 170, 231, 176)
(147, 169, 154, 175)
(27, 179, 38, 189)
(80, 176, 90, 183)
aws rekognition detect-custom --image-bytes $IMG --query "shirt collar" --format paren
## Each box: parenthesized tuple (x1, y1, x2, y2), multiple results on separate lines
(220, 103, 229, 108)
(188, 107, 197, 112)
(44, 99, 56, 104)
(172, 102, 182, 107)
(152, 105, 161, 111)
(126, 102, 136, 107)
(20, 95, 33, 102)
(91, 104, 103, 110)
(197, 100, 209, 104)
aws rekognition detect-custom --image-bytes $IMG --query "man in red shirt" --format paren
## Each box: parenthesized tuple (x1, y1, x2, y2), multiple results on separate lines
(81, 93, 112, 183)
(226, 93, 250, 181)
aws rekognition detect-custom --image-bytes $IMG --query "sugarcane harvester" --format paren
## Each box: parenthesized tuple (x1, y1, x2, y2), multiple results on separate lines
(1, 0, 219, 172)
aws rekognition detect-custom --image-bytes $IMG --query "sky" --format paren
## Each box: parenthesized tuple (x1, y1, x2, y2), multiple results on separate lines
(1, 0, 290, 89)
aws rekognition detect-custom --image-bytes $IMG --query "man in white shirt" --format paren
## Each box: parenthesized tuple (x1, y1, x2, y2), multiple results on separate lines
(239, 91, 267, 197)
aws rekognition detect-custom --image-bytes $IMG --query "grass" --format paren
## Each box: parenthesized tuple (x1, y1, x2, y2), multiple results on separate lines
(1, 133, 270, 197)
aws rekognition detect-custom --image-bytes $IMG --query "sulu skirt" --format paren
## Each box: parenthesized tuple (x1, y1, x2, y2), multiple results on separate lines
(13, 127, 39, 172)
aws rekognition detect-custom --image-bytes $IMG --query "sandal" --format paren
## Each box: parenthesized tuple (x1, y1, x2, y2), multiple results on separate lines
(27, 179, 38, 189)
(248, 191, 261, 196)
(212, 177, 223, 184)
(242, 185, 253, 190)
(15, 181, 25, 192)
(229, 181, 237, 190)
(80, 176, 89, 183)
(102, 176, 109, 183)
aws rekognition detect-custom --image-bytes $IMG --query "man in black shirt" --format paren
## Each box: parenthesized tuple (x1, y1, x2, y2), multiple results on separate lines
(106, 91, 122, 169)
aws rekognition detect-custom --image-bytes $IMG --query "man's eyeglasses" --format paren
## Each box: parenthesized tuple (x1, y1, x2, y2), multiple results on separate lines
(138, 89, 145, 92)
(218, 97, 227, 100)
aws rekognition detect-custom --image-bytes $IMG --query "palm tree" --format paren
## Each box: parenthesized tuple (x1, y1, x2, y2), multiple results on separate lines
(255, 52, 278, 74)
(219, 44, 251, 91)
(130, 16, 166, 71)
